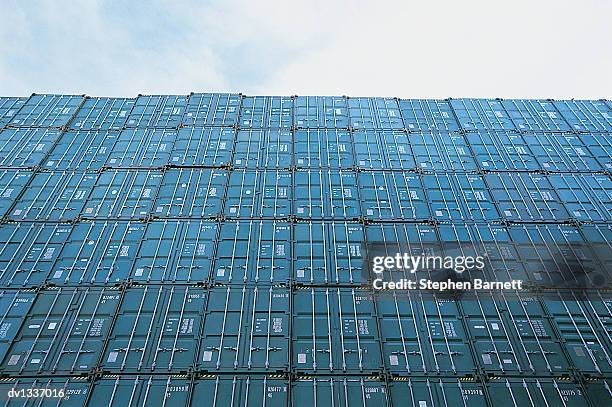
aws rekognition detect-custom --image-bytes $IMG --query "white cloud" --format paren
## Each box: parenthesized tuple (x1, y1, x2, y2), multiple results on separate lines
(0, 0, 610, 98)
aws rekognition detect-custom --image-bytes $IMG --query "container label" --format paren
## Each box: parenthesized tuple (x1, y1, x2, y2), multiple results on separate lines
(298, 353, 307, 364)
(389, 355, 398, 366)
(8, 354, 20, 365)
(202, 351, 213, 362)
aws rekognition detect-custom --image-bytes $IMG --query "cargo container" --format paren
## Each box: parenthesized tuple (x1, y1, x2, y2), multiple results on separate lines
(0, 223, 71, 287)
(400, 99, 459, 132)
(507, 224, 606, 289)
(9, 94, 84, 128)
(42, 130, 119, 171)
(485, 379, 590, 406)
(550, 133, 611, 172)
(225, 170, 292, 218)
(387, 378, 487, 407)
(0, 287, 121, 374)
(550, 174, 610, 222)
(0, 97, 25, 128)
(358, 171, 428, 221)
(580, 224, 612, 273)
(70, 97, 135, 131)
(579, 132, 612, 171)
(81, 170, 163, 219)
(107, 128, 176, 168)
(101, 286, 207, 373)
(544, 295, 612, 376)
(49, 221, 146, 285)
(465, 131, 540, 172)
(377, 293, 476, 375)
(294, 170, 359, 219)
(410, 131, 477, 171)
(449, 98, 514, 131)
(0, 127, 62, 168)
(294, 129, 353, 168)
(153, 169, 227, 218)
(183, 93, 241, 127)
(240, 96, 293, 129)
(132, 220, 217, 283)
(0, 377, 91, 405)
(353, 130, 415, 170)
(552, 99, 612, 132)
(191, 375, 288, 406)
(214, 220, 291, 284)
(88, 375, 190, 406)
(0, 290, 36, 365)
(292, 287, 382, 374)
(170, 127, 234, 167)
(461, 293, 571, 376)
(8, 172, 96, 221)
(295, 96, 348, 129)
(126, 95, 187, 128)
(292, 377, 388, 406)
(485, 173, 569, 222)
(0, 169, 31, 218)
(524, 132, 603, 172)
(198, 286, 290, 372)
(348, 97, 403, 130)
(424, 174, 499, 222)
(294, 222, 363, 285)
(502, 99, 570, 132)
(233, 129, 292, 169)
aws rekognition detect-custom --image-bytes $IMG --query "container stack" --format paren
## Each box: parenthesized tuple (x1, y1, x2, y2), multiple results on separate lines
(0, 93, 610, 405)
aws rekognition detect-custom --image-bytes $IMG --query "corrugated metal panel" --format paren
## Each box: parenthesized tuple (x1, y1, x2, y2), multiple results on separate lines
(0, 97, 26, 128)
(198, 286, 290, 372)
(400, 99, 459, 131)
(294, 170, 359, 219)
(348, 97, 403, 129)
(292, 377, 388, 406)
(551, 174, 611, 222)
(502, 99, 570, 132)
(292, 287, 381, 373)
(8, 172, 96, 221)
(9, 94, 84, 128)
(132, 220, 217, 283)
(295, 96, 348, 129)
(81, 170, 163, 219)
(411, 131, 477, 171)
(294, 222, 363, 285)
(170, 127, 234, 167)
(0, 169, 32, 218)
(126, 95, 187, 128)
(580, 224, 612, 273)
(89, 375, 190, 406)
(584, 379, 612, 405)
(294, 129, 353, 168)
(450, 98, 515, 131)
(552, 100, 612, 132)
(0, 128, 62, 168)
(225, 170, 292, 218)
(240, 96, 293, 129)
(183, 93, 241, 127)
(153, 169, 227, 218)
(0, 287, 121, 374)
(0, 223, 71, 287)
(233, 129, 292, 169)
(107, 128, 176, 168)
(353, 130, 415, 170)
(42, 130, 118, 171)
(101, 286, 207, 373)
(191, 376, 288, 406)
(214, 220, 291, 284)
(70, 97, 135, 130)
(49, 221, 146, 285)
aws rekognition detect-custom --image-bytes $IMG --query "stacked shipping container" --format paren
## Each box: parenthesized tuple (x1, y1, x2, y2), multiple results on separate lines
(0, 93, 610, 406)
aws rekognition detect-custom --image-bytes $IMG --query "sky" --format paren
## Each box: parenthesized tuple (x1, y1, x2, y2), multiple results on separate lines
(0, 0, 610, 99)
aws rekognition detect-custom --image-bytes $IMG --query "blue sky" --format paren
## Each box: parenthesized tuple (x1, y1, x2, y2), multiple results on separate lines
(1, 0, 610, 98)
